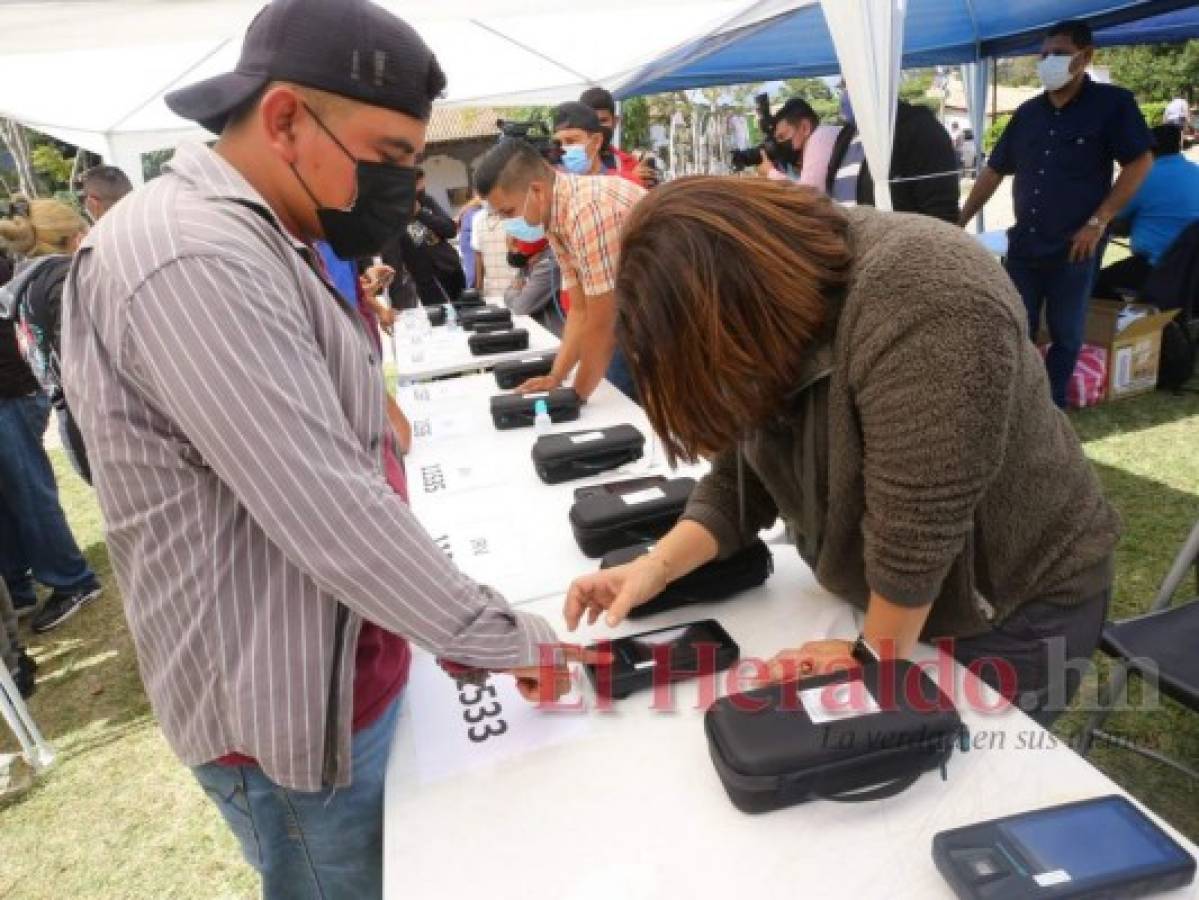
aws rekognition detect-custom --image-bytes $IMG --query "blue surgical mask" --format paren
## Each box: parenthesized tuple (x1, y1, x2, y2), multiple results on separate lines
(561, 144, 591, 175)
(501, 188, 546, 242)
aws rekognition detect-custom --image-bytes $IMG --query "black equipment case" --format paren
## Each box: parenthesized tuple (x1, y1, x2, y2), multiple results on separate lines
(468, 329, 529, 356)
(569, 477, 696, 557)
(600, 539, 774, 618)
(493, 352, 557, 389)
(489, 389, 582, 430)
(530, 424, 645, 484)
(705, 660, 965, 814)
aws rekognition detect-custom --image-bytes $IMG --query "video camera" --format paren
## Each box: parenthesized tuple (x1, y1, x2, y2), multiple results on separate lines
(729, 92, 782, 172)
(496, 118, 564, 166)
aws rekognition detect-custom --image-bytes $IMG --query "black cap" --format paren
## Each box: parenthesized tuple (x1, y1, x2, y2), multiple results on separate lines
(166, 0, 446, 134)
(552, 101, 602, 134)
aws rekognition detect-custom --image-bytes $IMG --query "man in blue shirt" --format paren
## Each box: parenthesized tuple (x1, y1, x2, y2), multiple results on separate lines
(959, 19, 1153, 408)
(1095, 125, 1199, 299)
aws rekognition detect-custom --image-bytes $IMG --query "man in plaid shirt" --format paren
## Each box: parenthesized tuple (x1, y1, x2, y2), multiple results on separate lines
(475, 139, 645, 400)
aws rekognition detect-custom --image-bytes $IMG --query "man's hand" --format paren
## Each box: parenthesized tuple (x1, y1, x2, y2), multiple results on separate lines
(1069, 219, 1105, 263)
(361, 264, 395, 298)
(507, 644, 612, 703)
(516, 374, 562, 394)
(564, 557, 671, 630)
(758, 640, 856, 685)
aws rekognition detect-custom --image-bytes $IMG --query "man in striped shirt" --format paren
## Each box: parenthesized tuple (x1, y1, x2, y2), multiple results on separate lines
(475, 139, 646, 400)
(60, 2, 588, 896)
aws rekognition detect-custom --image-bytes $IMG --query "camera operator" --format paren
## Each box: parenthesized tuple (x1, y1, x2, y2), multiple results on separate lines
(753, 98, 842, 191)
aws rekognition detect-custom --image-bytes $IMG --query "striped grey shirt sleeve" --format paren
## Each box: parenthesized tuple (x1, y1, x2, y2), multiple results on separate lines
(125, 253, 557, 668)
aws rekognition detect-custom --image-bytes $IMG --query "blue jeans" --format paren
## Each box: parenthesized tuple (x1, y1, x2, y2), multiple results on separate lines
(606, 346, 639, 403)
(1005, 253, 1100, 409)
(192, 697, 401, 900)
(0, 392, 96, 605)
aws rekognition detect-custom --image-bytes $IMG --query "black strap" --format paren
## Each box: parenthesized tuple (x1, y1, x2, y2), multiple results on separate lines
(819, 772, 921, 803)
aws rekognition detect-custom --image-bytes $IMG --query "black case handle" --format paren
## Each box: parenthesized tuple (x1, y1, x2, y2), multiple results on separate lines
(818, 772, 921, 803)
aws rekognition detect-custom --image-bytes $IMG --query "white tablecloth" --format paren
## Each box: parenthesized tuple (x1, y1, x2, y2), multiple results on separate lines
(383, 550, 1199, 900)
(396, 372, 706, 606)
(391, 315, 559, 382)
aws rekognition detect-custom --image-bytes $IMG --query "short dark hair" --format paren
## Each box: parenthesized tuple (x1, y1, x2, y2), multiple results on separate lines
(775, 98, 819, 130)
(473, 139, 550, 197)
(579, 86, 616, 116)
(1046, 19, 1094, 48)
(1151, 124, 1183, 157)
(553, 101, 602, 135)
(79, 165, 133, 206)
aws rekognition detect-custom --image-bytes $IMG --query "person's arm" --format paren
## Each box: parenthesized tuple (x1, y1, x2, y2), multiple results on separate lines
(565, 447, 779, 629)
(502, 257, 554, 317)
(1069, 151, 1153, 263)
(386, 394, 411, 455)
(126, 254, 558, 670)
(958, 166, 1004, 228)
(569, 289, 618, 400)
(518, 299, 583, 393)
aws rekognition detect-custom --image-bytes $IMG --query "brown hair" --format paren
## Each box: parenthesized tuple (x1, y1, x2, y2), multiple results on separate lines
(616, 176, 852, 464)
(0, 197, 87, 258)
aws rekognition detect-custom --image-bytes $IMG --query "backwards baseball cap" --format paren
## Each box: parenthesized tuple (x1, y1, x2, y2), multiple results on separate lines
(552, 101, 602, 135)
(166, 0, 447, 134)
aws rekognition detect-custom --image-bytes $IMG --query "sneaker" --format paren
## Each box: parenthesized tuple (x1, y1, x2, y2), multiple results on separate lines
(11, 651, 36, 699)
(31, 583, 102, 634)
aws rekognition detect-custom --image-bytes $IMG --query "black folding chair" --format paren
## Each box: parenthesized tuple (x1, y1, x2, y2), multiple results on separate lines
(1078, 520, 1199, 780)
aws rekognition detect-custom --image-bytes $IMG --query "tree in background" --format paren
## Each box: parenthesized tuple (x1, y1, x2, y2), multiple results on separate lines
(997, 56, 1040, 88)
(1100, 40, 1199, 102)
(620, 96, 651, 150)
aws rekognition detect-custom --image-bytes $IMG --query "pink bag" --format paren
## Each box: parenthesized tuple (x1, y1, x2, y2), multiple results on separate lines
(1040, 343, 1107, 408)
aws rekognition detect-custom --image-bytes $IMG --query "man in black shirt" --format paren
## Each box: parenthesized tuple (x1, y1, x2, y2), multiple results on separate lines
(959, 19, 1152, 407)
(383, 169, 465, 306)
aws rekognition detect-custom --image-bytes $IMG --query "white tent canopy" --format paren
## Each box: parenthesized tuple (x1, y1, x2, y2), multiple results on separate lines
(0, 0, 741, 181)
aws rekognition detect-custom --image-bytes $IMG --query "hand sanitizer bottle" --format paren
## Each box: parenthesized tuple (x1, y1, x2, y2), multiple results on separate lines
(533, 399, 552, 435)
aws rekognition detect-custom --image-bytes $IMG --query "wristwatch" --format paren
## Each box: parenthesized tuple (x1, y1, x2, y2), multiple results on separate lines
(1086, 215, 1108, 231)
(850, 633, 882, 666)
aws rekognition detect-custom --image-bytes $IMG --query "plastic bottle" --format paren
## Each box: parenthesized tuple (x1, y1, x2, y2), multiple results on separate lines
(533, 399, 552, 435)
(445, 303, 460, 333)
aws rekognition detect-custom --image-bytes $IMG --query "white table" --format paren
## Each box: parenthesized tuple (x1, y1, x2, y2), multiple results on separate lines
(975, 228, 1009, 258)
(395, 372, 706, 606)
(391, 314, 559, 382)
(384, 551, 1199, 900)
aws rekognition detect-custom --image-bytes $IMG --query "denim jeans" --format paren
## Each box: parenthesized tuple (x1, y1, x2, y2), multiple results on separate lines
(0, 392, 96, 605)
(606, 346, 639, 403)
(952, 584, 1110, 729)
(1005, 253, 1100, 409)
(192, 697, 401, 900)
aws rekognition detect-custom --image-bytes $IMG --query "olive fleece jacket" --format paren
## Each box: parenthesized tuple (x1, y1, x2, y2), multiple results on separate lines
(683, 207, 1118, 639)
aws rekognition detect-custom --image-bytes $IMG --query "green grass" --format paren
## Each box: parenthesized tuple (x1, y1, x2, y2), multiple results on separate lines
(1, 387, 1198, 897)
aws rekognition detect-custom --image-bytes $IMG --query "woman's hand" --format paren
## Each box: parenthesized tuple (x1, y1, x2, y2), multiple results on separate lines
(564, 556, 671, 630)
(759, 639, 855, 685)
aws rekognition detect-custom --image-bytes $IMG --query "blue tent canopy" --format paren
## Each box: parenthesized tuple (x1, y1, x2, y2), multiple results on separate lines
(615, 0, 1199, 97)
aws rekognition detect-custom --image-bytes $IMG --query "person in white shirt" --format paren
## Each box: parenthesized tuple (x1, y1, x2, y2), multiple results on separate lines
(470, 206, 518, 297)
(1164, 97, 1189, 127)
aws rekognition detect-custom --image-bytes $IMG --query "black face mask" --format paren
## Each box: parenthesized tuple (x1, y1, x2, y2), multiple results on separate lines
(507, 250, 530, 269)
(599, 125, 614, 152)
(293, 102, 417, 261)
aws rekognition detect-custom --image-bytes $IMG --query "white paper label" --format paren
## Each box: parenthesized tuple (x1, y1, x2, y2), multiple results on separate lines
(520, 357, 543, 364)
(525, 391, 550, 400)
(799, 680, 881, 725)
(1114, 346, 1132, 390)
(621, 487, 667, 505)
(570, 431, 605, 444)
(1034, 870, 1071, 888)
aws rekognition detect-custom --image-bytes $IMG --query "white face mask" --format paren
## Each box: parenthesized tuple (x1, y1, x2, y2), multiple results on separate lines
(1037, 53, 1077, 92)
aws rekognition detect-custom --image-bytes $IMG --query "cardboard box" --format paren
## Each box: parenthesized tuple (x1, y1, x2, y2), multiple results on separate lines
(1037, 300, 1179, 402)
(1084, 300, 1179, 401)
